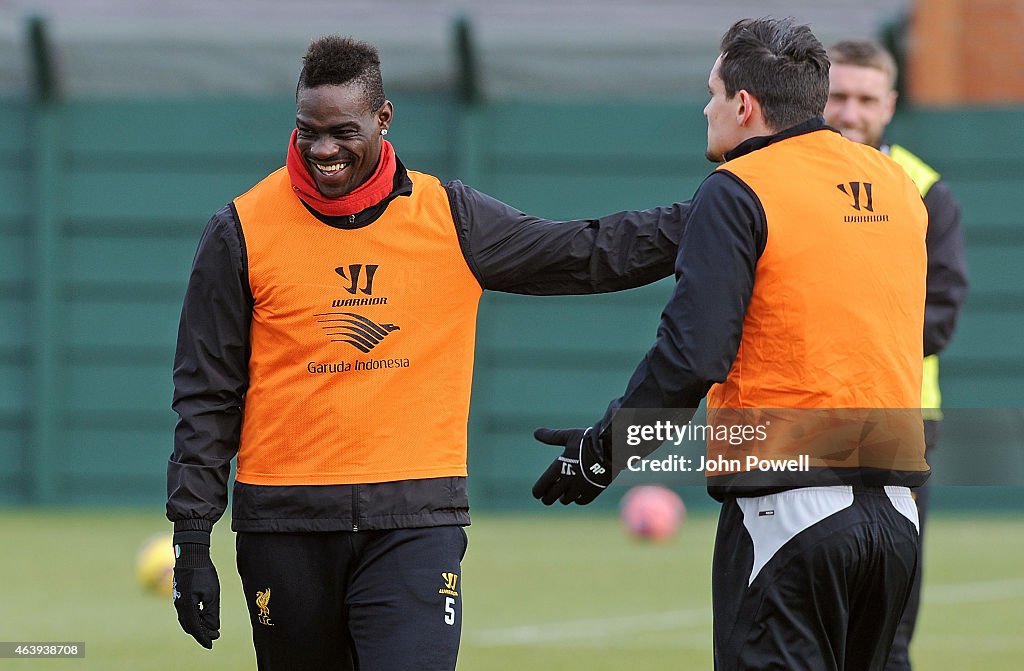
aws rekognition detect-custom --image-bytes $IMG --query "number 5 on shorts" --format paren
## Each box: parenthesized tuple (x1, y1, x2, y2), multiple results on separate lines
(444, 596, 456, 625)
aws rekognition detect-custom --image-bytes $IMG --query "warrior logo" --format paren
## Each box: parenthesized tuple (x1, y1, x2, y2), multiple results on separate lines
(335, 264, 378, 295)
(836, 181, 873, 212)
(440, 572, 460, 597)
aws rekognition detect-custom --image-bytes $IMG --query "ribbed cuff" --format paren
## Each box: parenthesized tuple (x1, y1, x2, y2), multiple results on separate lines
(172, 520, 212, 547)
(173, 518, 214, 533)
(174, 542, 211, 568)
(173, 529, 211, 546)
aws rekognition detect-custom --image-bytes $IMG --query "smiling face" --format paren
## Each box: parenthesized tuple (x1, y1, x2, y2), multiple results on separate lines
(295, 82, 393, 199)
(824, 63, 896, 149)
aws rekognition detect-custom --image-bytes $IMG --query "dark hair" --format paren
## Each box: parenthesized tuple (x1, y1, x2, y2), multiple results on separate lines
(297, 35, 386, 112)
(718, 17, 829, 131)
(828, 39, 898, 89)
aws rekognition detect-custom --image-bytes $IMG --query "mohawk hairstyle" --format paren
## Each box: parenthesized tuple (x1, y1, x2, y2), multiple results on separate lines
(297, 35, 386, 112)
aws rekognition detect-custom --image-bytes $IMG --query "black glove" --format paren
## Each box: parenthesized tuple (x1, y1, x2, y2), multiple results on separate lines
(532, 427, 614, 505)
(172, 533, 220, 649)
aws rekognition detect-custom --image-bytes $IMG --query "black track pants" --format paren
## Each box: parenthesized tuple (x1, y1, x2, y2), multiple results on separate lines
(236, 526, 468, 671)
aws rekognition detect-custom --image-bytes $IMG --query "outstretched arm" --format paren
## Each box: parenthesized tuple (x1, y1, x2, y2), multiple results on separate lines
(447, 181, 687, 295)
(596, 171, 761, 430)
(532, 171, 764, 504)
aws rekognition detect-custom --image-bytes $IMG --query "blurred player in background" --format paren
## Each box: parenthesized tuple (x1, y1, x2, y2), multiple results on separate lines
(533, 17, 931, 670)
(825, 38, 969, 671)
(166, 35, 687, 670)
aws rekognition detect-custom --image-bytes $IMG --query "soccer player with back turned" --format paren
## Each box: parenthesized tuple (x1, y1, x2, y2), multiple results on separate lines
(532, 17, 930, 670)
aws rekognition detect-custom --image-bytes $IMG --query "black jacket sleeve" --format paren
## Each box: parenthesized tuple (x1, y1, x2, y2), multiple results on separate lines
(445, 180, 687, 294)
(166, 204, 253, 531)
(594, 171, 765, 444)
(922, 180, 968, 356)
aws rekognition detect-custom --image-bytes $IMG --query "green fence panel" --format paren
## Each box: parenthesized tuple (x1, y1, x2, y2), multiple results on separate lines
(0, 101, 31, 504)
(3, 97, 1023, 508)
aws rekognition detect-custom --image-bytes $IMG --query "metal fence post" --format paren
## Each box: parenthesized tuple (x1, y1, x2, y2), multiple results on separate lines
(452, 14, 484, 187)
(27, 15, 61, 504)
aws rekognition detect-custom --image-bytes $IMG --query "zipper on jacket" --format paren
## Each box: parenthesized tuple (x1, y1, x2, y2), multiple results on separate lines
(351, 485, 359, 532)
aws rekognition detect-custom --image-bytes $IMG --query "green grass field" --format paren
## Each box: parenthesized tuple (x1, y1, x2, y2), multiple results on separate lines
(1, 507, 1021, 670)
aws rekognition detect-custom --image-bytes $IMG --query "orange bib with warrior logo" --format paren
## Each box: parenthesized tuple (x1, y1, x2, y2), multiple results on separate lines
(233, 168, 482, 485)
(705, 130, 930, 480)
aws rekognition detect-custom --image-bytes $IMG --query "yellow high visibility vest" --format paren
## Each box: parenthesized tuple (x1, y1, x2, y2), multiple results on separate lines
(889, 144, 942, 420)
